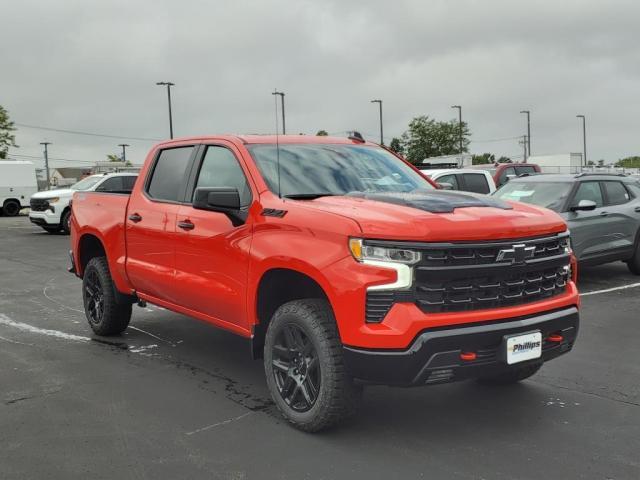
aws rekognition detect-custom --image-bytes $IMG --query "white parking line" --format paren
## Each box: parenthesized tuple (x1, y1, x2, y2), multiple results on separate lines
(0, 314, 90, 341)
(580, 282, 640, 296)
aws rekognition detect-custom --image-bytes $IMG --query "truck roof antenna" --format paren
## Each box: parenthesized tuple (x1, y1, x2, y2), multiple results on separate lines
(274, 89, 282, 198)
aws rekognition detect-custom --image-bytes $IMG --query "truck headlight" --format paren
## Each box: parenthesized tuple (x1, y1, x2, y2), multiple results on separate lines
(349, 238, 421, 265)
(45, 197, 60, 204)
(560, 233, 572, 254)
(349, 238, 419, 291)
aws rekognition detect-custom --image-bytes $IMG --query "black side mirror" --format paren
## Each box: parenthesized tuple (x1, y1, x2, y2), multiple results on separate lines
(193, 187, 247, 225)
(570, 199, 597, 212)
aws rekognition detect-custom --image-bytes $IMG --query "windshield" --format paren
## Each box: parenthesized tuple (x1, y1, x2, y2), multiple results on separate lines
(71, 176, 103, 191)
(494, 181, 573, 212)
(248, 144, 433, 197)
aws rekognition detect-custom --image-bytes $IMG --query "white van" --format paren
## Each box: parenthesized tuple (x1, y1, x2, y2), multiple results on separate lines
(0, 161, 38, 216)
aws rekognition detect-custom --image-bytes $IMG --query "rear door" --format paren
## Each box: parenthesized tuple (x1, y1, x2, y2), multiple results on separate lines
(460, 172, 491, 194)
(566, 181, 606, 259)
(600, 180, 637, 255)
(497, 166, 516, 187)
(125, 146, 196, 303)
(173, 143, 254, 332)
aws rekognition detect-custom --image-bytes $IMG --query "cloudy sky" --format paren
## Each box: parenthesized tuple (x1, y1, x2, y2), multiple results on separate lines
(1, 0, 638, 169)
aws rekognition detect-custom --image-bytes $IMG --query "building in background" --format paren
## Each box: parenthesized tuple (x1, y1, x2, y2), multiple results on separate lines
(421, 154, 473, 169)
(50, 167, 92, 187)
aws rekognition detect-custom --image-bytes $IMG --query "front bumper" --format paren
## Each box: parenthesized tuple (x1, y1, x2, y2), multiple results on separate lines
(343, 306, 578, 386)
(29, 210, 61, 226)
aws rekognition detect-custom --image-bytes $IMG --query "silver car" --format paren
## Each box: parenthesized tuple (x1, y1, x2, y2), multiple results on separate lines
(493, 173, 640, 274)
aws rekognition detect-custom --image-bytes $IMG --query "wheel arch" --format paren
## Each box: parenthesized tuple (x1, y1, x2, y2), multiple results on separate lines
(252, 267, 333, 359)
(77, 233, 107, 276)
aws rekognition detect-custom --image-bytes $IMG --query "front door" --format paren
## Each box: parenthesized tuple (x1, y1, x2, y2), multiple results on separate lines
(173, 144, 254, 332)
(125, 145, 196, 303)
(566, 181, 607, 259)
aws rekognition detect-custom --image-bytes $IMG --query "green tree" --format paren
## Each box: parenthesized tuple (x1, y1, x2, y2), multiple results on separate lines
(587, 160, 595, 166)
(497, 156, 512, 163)
(399, 116, 470, 164)
(316, 130, 328, 136)
(597, 159, 604, 167)
(472, 153, 495, 165)
(106, 154, 121, 162)
(0, 105, 18, 159)
(615, 156, 640, 168)
(389, 137, 404, 155)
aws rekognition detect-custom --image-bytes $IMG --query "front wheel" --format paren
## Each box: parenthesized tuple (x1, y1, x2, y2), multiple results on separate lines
(626, 236, 640, 275)
(61, 209, 72, 235)
(477, 362, 542, 385)
(2, 200, 21, 217)
(82, 257, 132, 336)
(264, 299, 362, 432)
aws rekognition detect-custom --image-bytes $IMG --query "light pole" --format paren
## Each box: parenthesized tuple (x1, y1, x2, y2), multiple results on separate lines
(118, 144, 129, 163)
(272, 90, 286, 134)
(451, 105, 463, 155)
(520, 110, 531, 161)
(156, 81, 175, 139)
(370, 99, 384, 145)
(576, 115, 587, 166)
(40, 142, 51, 189)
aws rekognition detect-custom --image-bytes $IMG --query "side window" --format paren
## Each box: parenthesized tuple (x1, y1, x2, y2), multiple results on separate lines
(122, 176, 137, 192)
(572, 181, 604, 208)
(462, 173, 490, 194)
(95, 177, 123, 192)
(194, 146, 252, 207)
(602, 181, 630, 206)
(437, 174, 459, 190)
(147, 147, 194, 202)
(499, 166, 516, 186)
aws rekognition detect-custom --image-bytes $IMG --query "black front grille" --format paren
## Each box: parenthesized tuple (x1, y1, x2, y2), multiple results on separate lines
(30, 198, 50, 212)
(365, 233, 571, 322)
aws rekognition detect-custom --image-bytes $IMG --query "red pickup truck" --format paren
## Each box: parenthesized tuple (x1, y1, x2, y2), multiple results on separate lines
(70, 135, 579, 431)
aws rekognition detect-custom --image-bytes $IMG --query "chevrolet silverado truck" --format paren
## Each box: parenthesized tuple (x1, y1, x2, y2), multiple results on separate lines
(70, 135, 579, 432)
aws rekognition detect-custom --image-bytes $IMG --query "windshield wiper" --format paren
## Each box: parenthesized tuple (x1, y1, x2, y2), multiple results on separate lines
(283, 193, 340, 200)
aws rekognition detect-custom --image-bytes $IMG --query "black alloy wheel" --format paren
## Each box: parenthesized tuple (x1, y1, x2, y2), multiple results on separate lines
(83, 268, 105, 325)
(271, 323, 321, 412)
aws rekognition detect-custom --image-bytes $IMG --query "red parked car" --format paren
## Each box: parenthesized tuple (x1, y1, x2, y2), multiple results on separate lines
(70, 135, 579, 431)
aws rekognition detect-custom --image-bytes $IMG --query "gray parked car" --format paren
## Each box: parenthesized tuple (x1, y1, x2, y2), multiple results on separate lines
(493, 173, 640, 274)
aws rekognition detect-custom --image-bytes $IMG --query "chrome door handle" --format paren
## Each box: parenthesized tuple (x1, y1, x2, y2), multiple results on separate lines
(128, 213, 142, 223)
(600, 211, 609, 216)
(177, 220, 195, 231)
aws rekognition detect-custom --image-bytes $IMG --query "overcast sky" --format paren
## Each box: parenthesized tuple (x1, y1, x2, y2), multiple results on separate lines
(1, 0, 638, 169)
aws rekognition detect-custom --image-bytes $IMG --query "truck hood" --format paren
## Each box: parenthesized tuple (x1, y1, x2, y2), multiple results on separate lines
(295, 191, 567, 242)
(31, 188, 75, 199)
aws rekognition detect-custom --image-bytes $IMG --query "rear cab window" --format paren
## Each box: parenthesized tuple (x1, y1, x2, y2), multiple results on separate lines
(146, 147, 194, 202)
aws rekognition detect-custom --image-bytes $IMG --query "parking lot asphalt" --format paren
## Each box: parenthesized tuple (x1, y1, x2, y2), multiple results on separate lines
(1, 215, 639, 480)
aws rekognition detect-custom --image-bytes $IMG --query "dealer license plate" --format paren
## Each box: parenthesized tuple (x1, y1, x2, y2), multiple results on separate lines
(506, 331, 542, 365)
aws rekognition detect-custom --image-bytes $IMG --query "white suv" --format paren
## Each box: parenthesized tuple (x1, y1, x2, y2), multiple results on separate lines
(29, 172, 137, 234)
(420, 168, 497, 194)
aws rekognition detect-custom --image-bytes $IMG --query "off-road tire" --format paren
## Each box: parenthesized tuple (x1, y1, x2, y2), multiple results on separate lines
(82, 257, 132, 336)
(61, 209, 72, 235)
(477, 362, 542, 385)
(3, 200, 21, 217)
(626, 233, 640, 275)
(264, 299, 362, 432)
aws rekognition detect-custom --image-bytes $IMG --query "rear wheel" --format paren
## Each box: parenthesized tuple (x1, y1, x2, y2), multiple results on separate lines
(477, 362, 542, 385)
(264, 299, 362, 432)
(82, 257, 132, 336)
(3, 200, 21, 217)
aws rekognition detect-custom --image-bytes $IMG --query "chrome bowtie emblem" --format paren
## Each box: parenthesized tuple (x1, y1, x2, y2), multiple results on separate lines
(496, 244, 536, 264)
